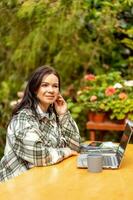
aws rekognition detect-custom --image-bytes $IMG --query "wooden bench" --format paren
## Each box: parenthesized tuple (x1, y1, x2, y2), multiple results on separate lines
(86, 121, 126, 141)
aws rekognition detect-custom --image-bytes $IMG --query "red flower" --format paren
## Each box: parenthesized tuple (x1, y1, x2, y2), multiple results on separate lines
(84, 74, 96, 81)
(105, 86, 116, 96)
(119, 92, 128, 100)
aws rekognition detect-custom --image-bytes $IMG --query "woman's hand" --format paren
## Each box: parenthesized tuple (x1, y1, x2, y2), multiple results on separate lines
(54, 94, 68, 115)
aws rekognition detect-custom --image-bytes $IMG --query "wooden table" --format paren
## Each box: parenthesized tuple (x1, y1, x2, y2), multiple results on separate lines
(0, 144, 133, 200)
(86, 121, 126, 141)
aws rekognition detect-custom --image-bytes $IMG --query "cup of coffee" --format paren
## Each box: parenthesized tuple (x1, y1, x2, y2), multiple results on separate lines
(87, 154, 103, 173)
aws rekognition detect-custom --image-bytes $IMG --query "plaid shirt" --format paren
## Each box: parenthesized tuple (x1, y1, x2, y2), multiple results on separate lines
(0, 105, 80, 182)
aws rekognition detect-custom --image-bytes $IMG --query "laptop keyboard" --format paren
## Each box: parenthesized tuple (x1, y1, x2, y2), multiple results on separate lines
(103, 155, 117, 166)
(77, 154, 119, 168)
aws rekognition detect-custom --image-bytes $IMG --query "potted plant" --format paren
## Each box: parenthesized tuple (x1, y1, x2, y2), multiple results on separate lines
(104, 89, 133, 121)
(68, 72, 133, 122)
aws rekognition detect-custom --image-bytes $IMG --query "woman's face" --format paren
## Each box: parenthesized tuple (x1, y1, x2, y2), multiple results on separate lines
(36, 73, 59, 111)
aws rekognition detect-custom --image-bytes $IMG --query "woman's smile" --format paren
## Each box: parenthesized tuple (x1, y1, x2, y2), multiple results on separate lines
(45, 95, 55, 99)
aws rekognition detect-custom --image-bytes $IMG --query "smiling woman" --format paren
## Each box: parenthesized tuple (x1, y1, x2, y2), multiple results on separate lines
(0, 65, 80, 182)
(36, 74, 60, 111)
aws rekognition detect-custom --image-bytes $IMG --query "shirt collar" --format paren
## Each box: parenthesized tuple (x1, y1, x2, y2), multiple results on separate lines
(36, 104, 55, 120)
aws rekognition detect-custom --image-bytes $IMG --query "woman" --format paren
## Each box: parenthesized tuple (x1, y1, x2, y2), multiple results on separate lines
(0, 65, 80, 182)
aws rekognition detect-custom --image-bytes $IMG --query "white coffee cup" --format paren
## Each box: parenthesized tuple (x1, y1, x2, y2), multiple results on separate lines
(87, 154, 103, 173)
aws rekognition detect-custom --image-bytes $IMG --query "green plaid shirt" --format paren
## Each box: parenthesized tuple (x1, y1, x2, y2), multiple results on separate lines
(0, 105, 80, 182)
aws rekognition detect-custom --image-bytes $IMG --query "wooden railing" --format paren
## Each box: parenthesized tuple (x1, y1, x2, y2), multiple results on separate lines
(86, 120, 126, 141)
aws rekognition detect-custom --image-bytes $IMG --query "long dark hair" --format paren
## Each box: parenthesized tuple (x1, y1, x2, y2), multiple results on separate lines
(12, 65, 61, 117)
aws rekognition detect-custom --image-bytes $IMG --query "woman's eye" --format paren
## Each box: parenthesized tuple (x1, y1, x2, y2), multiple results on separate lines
(41, 84, 59, 88)
(54, 85, 59, 88)
(41, 83, 48, 87)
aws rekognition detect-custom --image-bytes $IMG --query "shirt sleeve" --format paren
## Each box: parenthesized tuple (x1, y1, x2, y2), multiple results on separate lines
(58, 111, 81, 152)
(11, 112, 73, 167)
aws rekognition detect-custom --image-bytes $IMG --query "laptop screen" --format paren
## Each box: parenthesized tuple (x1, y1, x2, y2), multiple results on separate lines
(117, 123, 132, 166)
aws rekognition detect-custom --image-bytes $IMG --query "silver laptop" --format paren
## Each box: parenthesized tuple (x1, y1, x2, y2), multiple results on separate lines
(77, 123, 133, 169)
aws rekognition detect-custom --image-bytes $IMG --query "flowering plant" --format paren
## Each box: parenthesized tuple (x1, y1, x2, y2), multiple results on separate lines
(75, 72, 133, 120)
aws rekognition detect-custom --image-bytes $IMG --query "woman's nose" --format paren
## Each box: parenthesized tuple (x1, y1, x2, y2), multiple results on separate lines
(48, 86, 54, 92)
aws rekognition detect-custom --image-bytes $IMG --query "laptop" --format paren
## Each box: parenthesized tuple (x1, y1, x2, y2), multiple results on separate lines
(77, 122, 133, 169)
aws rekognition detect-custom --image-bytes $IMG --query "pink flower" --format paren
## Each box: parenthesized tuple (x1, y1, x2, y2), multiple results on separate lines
(84, 74, 96, 81)
(119, 92, 128, 100)
(90, 95, 97, 101)
(105, 86, 116, 96)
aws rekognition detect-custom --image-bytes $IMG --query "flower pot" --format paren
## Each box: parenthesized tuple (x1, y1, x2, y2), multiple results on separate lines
(88, 112, 95, 121)
(88, 112, 106, 122)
